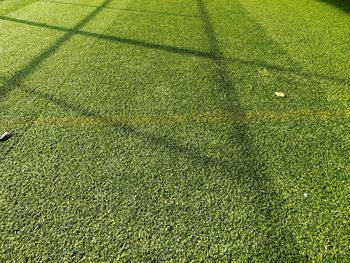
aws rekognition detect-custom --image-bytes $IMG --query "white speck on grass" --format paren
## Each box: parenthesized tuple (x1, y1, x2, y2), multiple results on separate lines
(304, 193, 308, 197)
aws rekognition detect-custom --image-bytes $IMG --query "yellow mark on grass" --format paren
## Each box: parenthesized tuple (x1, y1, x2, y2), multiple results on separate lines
(1, 109, 350, 129)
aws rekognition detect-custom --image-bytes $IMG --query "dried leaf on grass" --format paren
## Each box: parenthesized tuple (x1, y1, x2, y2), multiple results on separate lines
(275, 91, 286, 98)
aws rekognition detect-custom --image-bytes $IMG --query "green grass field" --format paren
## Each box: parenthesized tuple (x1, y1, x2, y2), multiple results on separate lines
(0, 0, 349, 261)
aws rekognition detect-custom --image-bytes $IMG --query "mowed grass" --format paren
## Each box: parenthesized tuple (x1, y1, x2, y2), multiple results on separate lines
(0, 0, 349, 261)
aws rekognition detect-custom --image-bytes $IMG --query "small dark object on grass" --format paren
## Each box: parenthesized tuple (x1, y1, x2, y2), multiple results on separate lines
(0, 132, 11, 141)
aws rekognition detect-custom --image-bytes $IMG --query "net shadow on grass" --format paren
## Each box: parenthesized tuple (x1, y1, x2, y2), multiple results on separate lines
(0, 0, 306, 259)
(319, 0, 350, 12)
(0, 0, 114, 159)
(196, 0, 303, 259)
(0, 15, 348, 86)
(0, 0, 343, 258)
(3, 0, 303, 258)
(0, 15, 209, 59)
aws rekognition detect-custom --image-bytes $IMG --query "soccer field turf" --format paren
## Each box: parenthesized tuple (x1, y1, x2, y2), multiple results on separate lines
(0, 0, 349, 261)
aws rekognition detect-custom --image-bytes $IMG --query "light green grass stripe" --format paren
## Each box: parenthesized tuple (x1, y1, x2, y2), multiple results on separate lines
(0, 0, 39, 16)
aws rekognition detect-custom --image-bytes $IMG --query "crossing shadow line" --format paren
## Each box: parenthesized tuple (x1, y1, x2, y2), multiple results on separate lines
(195, 0, 302, 259)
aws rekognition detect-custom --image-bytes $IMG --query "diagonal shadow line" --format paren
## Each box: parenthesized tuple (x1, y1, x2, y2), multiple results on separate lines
(1, 16, 348, 86)
(0, 0, 113, 100)
(42, 0, 200, 18)
(0, 15, 212, 60)
(19, 83, 220, 169)
(0, 15, 73, 32)
(196, 0, 301, 258)
(80, 29, 211, 58)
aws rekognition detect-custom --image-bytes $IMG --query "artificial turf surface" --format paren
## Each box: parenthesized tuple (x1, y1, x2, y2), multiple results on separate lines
(0, 0, 349, 261)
